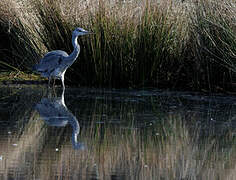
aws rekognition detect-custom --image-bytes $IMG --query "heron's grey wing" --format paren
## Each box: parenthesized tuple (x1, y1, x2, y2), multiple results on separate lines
(34, 50, 68, 75)
(35, 97, 69, 126)
(43, 50, 69, 59)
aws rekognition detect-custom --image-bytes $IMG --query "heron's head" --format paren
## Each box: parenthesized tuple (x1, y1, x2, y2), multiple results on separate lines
(73, 27, 93, 37)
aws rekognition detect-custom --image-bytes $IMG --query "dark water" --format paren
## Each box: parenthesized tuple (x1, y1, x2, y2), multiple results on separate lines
(0, 85, 236, 180)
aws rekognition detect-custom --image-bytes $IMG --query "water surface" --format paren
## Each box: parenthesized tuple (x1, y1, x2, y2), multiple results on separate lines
(0, 85, 236, 180)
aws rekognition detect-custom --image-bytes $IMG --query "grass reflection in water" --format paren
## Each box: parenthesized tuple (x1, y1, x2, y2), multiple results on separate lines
(0, 87, 235, 180)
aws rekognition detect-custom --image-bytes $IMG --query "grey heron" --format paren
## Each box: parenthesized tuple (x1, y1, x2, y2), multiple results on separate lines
(33, 27, 92, 89)
(35, 89, 85, 150)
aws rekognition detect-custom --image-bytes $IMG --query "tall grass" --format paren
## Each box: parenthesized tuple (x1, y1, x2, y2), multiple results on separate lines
(0, 0, 41, 71)
(188, 0, 236, 91)
(0, 0, 236, 91)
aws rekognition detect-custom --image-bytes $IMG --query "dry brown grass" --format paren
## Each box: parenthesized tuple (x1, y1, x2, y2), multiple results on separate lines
(0, 0, 236, 90)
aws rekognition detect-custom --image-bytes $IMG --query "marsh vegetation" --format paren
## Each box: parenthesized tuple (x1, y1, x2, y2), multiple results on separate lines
(0, 0, 236, 91)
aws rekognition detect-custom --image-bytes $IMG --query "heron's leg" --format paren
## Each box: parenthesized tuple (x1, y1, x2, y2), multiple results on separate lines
(53, 85, 56, 95)
(53, 78, 56, 87)
(48, 77, 51, 88)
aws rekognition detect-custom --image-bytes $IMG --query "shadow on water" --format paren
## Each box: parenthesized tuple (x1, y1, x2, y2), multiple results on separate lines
(0, 86, 236, 179)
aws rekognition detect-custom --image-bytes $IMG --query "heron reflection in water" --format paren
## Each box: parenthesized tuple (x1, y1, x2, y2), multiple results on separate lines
(35, 89, 84, 150)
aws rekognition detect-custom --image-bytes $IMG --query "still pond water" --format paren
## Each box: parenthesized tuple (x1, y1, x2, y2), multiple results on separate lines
(0, 85, 236, 180)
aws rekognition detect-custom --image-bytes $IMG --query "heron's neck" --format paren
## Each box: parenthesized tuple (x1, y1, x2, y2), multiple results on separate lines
(68, 35, 80, 61)
(61, 89, 65, 106)
(70, 117, 83, 149)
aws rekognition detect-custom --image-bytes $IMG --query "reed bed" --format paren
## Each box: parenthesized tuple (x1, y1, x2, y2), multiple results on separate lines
(0, 0, 236, 91)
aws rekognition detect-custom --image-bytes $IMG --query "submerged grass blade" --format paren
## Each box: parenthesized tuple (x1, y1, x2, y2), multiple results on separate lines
(0, 60, 20, 71)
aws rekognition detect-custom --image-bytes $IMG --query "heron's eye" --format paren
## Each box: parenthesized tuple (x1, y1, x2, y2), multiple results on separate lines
(78, 28, 85, 32)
